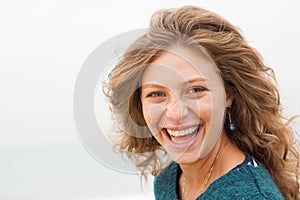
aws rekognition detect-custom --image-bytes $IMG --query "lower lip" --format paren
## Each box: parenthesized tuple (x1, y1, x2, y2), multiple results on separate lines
(161, 125, 203, 149)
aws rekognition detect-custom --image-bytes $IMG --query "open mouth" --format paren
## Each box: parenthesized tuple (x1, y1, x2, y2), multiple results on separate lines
(161, 125, 202, 148)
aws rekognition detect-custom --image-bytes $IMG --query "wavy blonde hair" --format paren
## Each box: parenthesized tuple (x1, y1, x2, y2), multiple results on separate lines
(103, 6, 300, 199)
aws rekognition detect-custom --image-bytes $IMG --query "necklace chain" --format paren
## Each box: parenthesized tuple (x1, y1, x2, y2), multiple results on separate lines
(181, 141, 229, 200)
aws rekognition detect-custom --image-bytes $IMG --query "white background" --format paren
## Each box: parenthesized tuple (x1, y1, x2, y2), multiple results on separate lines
(0, 0, 299, 199)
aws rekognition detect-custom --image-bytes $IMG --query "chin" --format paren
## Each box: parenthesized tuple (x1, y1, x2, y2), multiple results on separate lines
(173, 148, 203, 164)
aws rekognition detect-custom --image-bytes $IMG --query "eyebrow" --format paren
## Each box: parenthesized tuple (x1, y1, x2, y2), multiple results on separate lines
(142, 77, 207, 89)
(141, 84, 166, 89)
(186, 77, 207, 85)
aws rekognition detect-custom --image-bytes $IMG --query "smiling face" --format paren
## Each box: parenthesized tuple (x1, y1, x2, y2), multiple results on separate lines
(141, 45, 231, 164)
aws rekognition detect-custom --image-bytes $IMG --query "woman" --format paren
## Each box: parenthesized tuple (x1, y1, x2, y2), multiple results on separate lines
(104, 6, 299, 199)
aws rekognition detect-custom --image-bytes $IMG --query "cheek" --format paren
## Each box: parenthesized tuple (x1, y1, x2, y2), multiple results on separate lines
(142, 102, 165, 132)
(187, 97, 212, 120)
(198, 106, 212, 120)
(142, 103, 152, 125)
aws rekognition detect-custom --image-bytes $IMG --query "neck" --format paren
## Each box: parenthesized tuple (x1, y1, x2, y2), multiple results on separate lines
(180, 136, 224, 183)
(179, 135, 230, 199)
(178, 134, 246, 199)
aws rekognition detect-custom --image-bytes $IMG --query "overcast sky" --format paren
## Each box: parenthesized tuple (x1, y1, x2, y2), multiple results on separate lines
(0, 0, 299, 199)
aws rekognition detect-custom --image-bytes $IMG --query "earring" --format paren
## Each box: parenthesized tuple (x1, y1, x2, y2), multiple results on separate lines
(226, 107, 237, 133)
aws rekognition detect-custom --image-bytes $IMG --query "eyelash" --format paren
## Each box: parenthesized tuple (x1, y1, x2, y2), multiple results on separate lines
(146, 91, 166, 98)
(145, 86, 207, 98)
(187, 86, 207, 94)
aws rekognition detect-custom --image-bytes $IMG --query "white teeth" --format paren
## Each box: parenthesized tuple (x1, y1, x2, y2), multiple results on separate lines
(167, 125, 199, 137)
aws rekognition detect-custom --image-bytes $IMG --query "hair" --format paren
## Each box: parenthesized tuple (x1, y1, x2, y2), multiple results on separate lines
(103, 5, 300, 199)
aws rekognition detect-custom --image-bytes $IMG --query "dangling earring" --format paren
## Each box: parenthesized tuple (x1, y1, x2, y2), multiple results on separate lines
(226, 107, 236, 133)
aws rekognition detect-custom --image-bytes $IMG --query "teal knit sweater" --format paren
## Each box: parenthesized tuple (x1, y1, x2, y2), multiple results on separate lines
(154, 162, 283, 199)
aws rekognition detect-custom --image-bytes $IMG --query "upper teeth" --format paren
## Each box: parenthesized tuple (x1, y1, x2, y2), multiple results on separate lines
(167, 126, 199, 137)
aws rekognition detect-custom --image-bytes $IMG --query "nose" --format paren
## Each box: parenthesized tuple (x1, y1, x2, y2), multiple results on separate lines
(166, 97, 188, 124)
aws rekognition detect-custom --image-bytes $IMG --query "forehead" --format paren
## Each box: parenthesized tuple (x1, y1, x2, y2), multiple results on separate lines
(141, 46, 217, 85)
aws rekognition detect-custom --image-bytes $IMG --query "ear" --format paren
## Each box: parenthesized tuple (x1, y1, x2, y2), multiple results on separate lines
(225, 93, 234, 108)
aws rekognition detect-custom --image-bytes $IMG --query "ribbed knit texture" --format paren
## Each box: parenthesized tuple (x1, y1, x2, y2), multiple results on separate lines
(154, 162, 283, 200)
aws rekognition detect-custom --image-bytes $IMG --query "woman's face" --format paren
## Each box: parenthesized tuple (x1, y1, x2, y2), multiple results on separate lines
(140, 46, 232, 164)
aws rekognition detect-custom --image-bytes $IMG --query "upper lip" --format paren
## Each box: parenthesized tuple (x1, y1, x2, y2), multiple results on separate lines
(163, 124, 201, 131)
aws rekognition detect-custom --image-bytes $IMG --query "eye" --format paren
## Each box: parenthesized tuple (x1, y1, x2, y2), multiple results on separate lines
(187, 86, 207, 94)
(146, 91, 166, 98)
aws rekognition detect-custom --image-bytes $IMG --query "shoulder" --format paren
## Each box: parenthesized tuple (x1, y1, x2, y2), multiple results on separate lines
(199, 165, 283, 200)
(154, 162, 179, 200)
